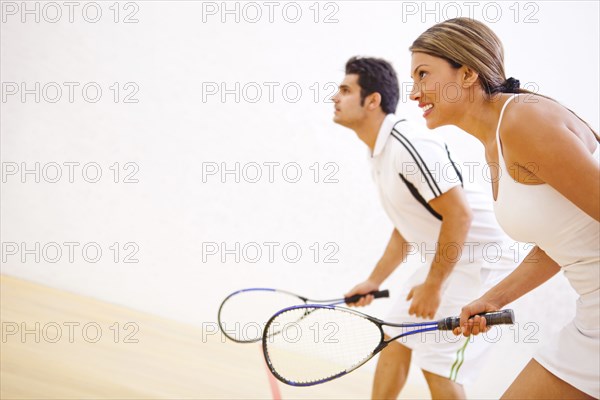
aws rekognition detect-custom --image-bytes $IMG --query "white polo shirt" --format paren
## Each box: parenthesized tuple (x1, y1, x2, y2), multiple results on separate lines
(370, 114, 515, 271)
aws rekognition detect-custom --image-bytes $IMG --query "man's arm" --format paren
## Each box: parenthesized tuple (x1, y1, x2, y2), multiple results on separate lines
(345, 228, 411, 306)
(407, 185, 473, 319)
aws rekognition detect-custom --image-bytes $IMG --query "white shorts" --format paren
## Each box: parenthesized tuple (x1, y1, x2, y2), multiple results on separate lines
(534, 288, 600, 398)
(383, 264, 510, 385)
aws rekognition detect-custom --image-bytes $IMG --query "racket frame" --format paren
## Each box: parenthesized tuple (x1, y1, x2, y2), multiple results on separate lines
(217, 288, 389, 343)
(262, 304, 513, 386)
(262, 304, 438, 386)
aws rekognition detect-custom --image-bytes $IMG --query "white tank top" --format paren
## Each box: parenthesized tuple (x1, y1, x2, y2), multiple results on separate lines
(493, 94, 600, 296)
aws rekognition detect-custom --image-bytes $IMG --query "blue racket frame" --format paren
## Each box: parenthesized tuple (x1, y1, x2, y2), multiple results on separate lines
(262, 303, 441, 387)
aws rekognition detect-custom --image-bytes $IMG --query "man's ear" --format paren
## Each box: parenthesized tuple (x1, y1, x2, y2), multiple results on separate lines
(365, 92, 382, 110)
(461, 66, 479, 88)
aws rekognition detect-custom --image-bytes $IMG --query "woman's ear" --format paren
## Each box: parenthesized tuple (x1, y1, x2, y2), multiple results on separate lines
(461, 66, 479, 88)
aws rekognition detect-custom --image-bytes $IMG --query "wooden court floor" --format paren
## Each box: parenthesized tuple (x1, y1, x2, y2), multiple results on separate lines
(0, 275, 428, 399)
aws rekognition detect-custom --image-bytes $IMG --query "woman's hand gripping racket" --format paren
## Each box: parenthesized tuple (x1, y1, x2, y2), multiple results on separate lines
(217, 288, 390, 343)
(262, 305, 514, 386)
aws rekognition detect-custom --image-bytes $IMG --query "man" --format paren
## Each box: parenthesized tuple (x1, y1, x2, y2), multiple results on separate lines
(334, 56, 516, 399)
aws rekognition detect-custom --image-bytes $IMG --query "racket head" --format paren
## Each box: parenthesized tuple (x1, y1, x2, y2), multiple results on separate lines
(217, 288, 306, 343)
(262, 304, 385, 386)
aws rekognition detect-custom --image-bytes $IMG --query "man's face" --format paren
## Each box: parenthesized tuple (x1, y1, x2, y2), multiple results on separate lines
(332, 74, 368, 128)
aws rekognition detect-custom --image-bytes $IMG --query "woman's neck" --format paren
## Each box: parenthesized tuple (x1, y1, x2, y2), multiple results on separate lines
(454, 92, 513, 147)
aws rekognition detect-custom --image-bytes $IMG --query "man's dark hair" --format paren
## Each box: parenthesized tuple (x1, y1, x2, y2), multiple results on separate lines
(345, 56, 399, 114)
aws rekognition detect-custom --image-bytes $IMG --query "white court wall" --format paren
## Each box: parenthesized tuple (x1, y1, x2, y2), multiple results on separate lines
(1, 1, 598, 394)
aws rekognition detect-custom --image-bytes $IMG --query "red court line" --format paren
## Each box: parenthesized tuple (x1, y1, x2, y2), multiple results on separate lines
(260, 345, 281, 400)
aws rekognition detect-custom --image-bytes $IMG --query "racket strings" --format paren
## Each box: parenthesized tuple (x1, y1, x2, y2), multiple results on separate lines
(264, 307, 382, 385)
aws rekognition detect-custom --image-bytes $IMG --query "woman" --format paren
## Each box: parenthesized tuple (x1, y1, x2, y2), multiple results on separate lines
(408, 18, 599, 399)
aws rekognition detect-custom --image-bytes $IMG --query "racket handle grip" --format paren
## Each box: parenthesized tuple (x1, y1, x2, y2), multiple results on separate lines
(345, 289, 390, 304)
(438, 309, 515, 331)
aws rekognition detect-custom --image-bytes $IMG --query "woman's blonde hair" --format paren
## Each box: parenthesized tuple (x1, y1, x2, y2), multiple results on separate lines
(411, 18, 527, 96)
(410, 18, 598, 137)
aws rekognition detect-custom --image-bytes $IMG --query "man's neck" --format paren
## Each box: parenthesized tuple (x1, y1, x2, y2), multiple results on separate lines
(353, 113, 387, 153)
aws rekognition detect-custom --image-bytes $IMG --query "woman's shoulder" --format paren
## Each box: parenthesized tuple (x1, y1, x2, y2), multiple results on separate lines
(502, 93, 561, 124)
(499, 93, 597, 160)
(499, 94, 585, 145)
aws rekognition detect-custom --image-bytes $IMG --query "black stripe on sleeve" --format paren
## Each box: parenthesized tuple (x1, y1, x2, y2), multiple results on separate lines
(398, 173, 443, 221)
(392, 119, 407, 130)
(390, 130, 441, 197)
(394, 130, 442, 195)
(445, 144, 463, 187)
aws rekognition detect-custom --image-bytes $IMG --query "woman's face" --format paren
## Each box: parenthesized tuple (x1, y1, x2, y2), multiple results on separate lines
(409, 52, 468, 129)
